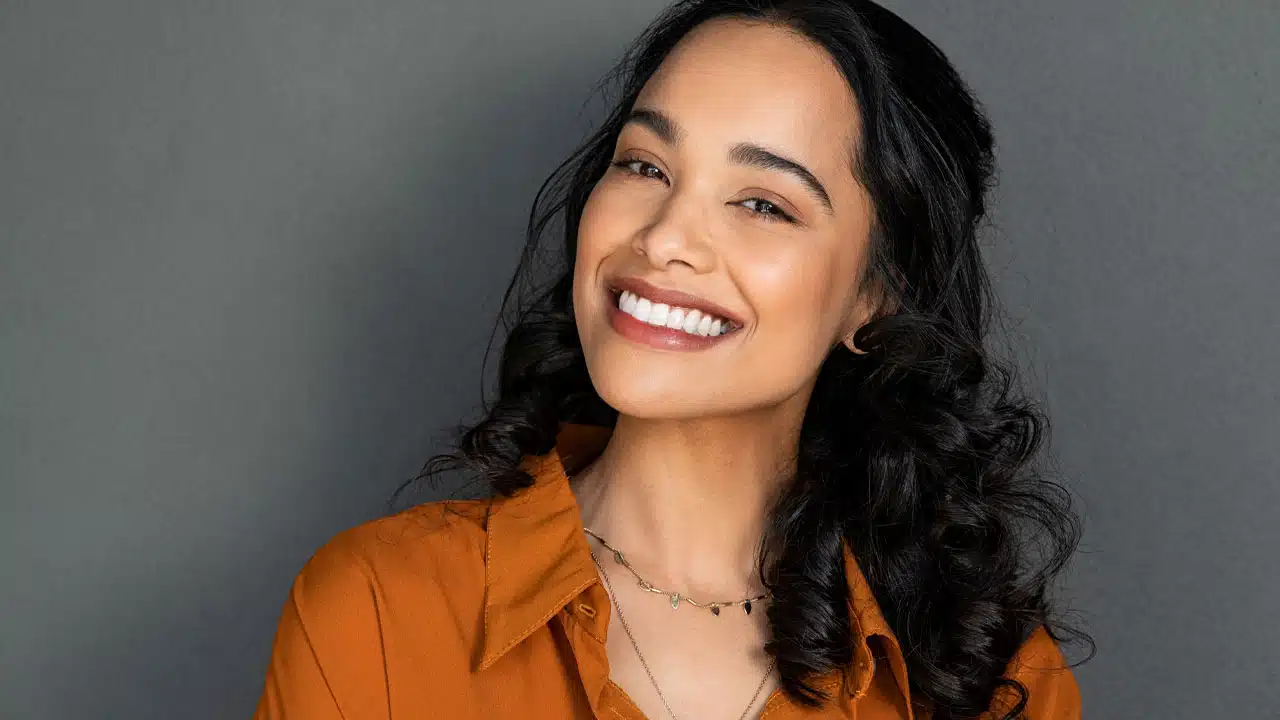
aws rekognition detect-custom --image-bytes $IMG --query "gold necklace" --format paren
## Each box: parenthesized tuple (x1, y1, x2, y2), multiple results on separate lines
(588, 544, 777, 720)
(582, 527, 772, 615)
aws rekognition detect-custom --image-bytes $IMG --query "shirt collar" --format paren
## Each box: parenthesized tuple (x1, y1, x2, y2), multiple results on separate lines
(477, 422, 913, 713)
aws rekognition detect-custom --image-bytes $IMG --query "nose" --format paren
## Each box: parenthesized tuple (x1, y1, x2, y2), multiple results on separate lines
(631, 191, 717, 273)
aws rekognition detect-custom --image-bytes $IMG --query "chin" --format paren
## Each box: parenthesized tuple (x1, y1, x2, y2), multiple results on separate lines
(585, 356, 729, 420)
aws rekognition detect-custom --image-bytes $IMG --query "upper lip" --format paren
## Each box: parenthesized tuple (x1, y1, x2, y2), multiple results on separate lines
(607, 276, 744, 327)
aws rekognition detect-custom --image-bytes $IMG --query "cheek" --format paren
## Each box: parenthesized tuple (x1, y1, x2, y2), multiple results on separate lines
(574, 183, 638, 280)
(730, 245, 855, 387)
(572, 189, 612, 305)
(748, 245, 845, 340)
(575, 186, 608, 266)
(572, 184, 635, 349)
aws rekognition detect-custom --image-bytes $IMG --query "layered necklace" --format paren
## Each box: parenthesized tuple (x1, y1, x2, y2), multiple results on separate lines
(583, 526, 776, 720)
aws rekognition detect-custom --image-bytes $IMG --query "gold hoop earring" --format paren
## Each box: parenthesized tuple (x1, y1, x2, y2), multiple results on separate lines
(843, 333, 864, 355)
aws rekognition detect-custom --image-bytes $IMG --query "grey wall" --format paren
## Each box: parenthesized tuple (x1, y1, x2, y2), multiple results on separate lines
(1, 1, 1275, 718)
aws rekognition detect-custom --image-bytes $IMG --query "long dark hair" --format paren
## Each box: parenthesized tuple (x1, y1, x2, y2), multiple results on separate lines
(406, 1, 1093, 717)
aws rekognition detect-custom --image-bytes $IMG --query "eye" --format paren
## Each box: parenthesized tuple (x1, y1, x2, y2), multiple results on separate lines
(738, 197, 797, 224)
(610, 156, 667, 183)
(611, 156, 797, 225)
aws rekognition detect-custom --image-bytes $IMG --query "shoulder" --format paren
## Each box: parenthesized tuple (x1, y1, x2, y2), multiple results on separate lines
(289, 498, 492, 614)
(257, 499, 495, 718)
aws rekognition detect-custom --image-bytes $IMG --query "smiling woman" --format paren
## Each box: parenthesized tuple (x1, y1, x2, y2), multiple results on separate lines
(254, 2, 1092, 719)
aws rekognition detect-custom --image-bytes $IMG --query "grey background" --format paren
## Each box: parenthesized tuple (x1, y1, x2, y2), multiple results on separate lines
(2, 1, 1276, 717)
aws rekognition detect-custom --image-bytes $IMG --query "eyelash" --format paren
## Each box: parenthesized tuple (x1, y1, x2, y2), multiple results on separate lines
(609, 156, 798, 225)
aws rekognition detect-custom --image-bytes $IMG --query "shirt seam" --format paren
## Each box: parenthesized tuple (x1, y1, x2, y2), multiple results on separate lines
(481, 497, 498, 669)
(290, 576, 348, 720)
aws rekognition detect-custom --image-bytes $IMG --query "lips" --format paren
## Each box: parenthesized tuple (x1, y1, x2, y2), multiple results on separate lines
(616, 289, 731, 336)
(605, 276, 744, 329)
(602, 275, 743, 352)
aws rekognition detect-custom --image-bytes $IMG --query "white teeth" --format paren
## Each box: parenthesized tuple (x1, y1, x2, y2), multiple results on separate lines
(682, 309, 702, 334)
(666, 307, 685, 329)
(615, 289, 732, 338)
(648, 303, 669, 326)
(633, 296, 652, 323)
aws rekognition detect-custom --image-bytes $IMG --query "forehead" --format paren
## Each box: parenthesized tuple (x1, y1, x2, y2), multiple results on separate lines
(633, 18, 861, 176)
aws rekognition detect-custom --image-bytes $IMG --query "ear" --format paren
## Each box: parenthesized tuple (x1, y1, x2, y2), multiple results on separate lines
(839, 298, 873, 355)
(840, 279, 893, 355)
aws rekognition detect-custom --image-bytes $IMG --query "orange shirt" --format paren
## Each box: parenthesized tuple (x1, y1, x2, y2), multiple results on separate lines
(255, 423, 1081, 719)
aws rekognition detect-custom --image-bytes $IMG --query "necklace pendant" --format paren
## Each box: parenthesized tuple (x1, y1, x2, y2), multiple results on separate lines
(613, 550, 625, 565)
(711, 605, 721, 616)
(670, 593, 680, 609)
(744, 600, 752, 615)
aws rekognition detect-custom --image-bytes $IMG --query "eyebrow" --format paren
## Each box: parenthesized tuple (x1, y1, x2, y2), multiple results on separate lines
(624, 107, 834, 215)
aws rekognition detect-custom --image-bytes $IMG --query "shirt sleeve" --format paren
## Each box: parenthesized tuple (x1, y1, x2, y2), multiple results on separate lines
(989, 624, 1083, 719)
(254, 532, 391, 720)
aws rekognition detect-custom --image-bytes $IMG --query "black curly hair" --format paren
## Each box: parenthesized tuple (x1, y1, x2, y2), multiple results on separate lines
(405, 1, 1094, 717)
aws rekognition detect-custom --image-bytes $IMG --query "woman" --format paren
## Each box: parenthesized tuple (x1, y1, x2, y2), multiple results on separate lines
(255, 1, 1092, 718)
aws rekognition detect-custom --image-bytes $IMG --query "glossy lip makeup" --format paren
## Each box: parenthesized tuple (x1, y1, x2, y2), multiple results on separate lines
(604, 276, 744, 352)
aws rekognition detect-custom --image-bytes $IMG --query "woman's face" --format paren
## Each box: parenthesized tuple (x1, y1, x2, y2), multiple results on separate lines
(573, 18, 879, 420)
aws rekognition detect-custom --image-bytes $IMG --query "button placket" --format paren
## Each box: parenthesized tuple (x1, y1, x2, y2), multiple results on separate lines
(556, 591, 613, 720)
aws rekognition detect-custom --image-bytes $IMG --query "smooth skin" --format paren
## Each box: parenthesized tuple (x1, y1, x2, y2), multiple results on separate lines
(569, 17, 889, 720)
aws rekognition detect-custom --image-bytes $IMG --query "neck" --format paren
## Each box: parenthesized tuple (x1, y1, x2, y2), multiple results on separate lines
(570, 396, 808, 599)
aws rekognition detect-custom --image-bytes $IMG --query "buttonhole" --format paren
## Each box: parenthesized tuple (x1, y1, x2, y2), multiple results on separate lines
(576, 603, 597, 618)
